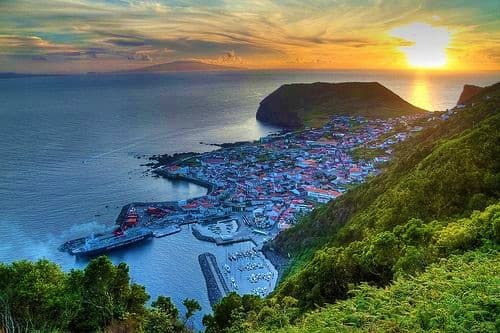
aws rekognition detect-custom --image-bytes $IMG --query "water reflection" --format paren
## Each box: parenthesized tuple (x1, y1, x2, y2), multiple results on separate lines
(409, 76, 433, 111)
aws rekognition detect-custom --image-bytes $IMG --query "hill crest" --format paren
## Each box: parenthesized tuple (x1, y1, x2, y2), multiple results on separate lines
(256, 81, 426, 128)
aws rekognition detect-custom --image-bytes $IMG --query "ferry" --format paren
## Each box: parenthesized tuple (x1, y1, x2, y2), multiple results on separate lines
(63, 206, 153, 256)
(69, 227, 153, 256)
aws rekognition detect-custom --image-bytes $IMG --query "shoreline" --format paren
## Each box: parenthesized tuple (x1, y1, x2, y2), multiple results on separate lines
(261, 243, 289, 282)
(61, 112, 425, 304)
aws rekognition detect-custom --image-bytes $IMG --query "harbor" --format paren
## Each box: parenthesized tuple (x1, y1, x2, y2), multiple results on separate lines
(60, 113, 426, 302)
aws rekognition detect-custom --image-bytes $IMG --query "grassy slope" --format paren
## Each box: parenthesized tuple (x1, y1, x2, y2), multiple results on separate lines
(266, 248, 500, 333)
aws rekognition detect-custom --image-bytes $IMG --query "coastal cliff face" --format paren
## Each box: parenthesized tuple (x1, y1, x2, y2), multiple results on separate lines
(456, 84, 484, 105)
(256, 82, 426, 128)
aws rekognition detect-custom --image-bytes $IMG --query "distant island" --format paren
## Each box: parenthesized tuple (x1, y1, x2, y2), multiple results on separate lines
(0, 72, 64, 79)
(256, 81, 426, 128)
(1, 61, 242, 77)
(117, 60, 241, 73)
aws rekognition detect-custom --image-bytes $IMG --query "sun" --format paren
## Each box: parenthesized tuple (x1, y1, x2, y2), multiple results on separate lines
(390, 23, 451, 69)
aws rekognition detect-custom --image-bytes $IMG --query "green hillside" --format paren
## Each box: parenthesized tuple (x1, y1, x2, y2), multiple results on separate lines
(204, 82, 500, 332)
(275, 84, 499, 256)
(260, 248, 500, 333)
(256, 82, 426, 128)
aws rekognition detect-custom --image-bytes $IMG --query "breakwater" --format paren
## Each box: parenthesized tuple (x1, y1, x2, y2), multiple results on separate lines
(154, 169, 216, 194)
(198, 252, 230, 306)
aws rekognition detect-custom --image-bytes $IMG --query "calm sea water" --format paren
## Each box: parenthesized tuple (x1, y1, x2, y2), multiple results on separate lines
(0, 70, 498, 326)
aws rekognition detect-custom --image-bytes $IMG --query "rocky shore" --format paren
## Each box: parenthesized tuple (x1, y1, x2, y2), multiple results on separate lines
(262, 243, 289, 281)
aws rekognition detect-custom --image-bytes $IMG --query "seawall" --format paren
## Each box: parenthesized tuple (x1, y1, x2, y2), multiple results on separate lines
(198, 252, 230, 306)
(154, 169, 216, 194)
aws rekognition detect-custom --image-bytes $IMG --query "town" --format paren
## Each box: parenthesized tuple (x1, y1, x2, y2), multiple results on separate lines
(61, 113, 428, 304)
(153, 114, 425, 243)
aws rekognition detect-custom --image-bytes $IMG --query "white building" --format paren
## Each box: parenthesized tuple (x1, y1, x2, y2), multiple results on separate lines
(304, 186, 342, 203)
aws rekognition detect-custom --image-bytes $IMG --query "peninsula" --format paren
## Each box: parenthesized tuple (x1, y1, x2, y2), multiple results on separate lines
(256, 81, 425, 128)
(456, 84, 484, 105)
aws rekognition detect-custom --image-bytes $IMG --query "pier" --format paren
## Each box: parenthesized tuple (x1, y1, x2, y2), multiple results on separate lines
(199, 252, 230, 306)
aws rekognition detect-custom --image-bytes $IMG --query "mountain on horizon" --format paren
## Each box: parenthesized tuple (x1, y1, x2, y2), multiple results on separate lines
(118, 60, 241, 73)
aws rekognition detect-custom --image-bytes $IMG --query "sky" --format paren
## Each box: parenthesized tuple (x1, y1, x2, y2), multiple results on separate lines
(0, 0, 499, 73)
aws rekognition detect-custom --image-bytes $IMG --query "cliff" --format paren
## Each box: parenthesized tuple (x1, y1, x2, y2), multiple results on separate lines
(456, 84, 484, 105)
(256, 82, 426, 128)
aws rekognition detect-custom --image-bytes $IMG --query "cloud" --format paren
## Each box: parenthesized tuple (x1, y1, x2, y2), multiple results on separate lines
(127, 53, 153, 61)
(86, 50, 97, 58)
(0, 0, 498, 71)
(107, 38, 146, 47)
(219, 50, 242, 63)
(140, 54, 152, 61)
(198, 50, 245, 66)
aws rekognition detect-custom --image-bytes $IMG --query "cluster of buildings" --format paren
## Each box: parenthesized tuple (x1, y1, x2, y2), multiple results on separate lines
(156, 114, 423, 237)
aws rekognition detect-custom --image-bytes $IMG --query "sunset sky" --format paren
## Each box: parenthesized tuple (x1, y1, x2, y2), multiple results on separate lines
(1, 0, 499, 73)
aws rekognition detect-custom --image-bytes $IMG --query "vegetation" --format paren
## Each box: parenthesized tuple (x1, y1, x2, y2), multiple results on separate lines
(0, 256, 200, 332)
(205, 83, 500, 332)
(351, 146, 386, 161)
(256, 82, 425, 128)
(262, 248, 500, 333)
(277, 203, 499, 309)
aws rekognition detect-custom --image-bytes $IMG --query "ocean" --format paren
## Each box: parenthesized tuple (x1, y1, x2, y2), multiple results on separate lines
(0, 69, 498, 327)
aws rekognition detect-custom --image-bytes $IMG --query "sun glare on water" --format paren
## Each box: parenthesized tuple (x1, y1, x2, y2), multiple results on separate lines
(391, 23, 451, 69)
(410, 77, 433, 110)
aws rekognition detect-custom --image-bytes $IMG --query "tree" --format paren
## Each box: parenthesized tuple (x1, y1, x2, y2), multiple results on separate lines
(203, 292, 244, 333)
(151, 295, 178, 320)
(144, 309, 176, 333)
(182, 298, 201, 325)
(147, 296, 183, 332)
